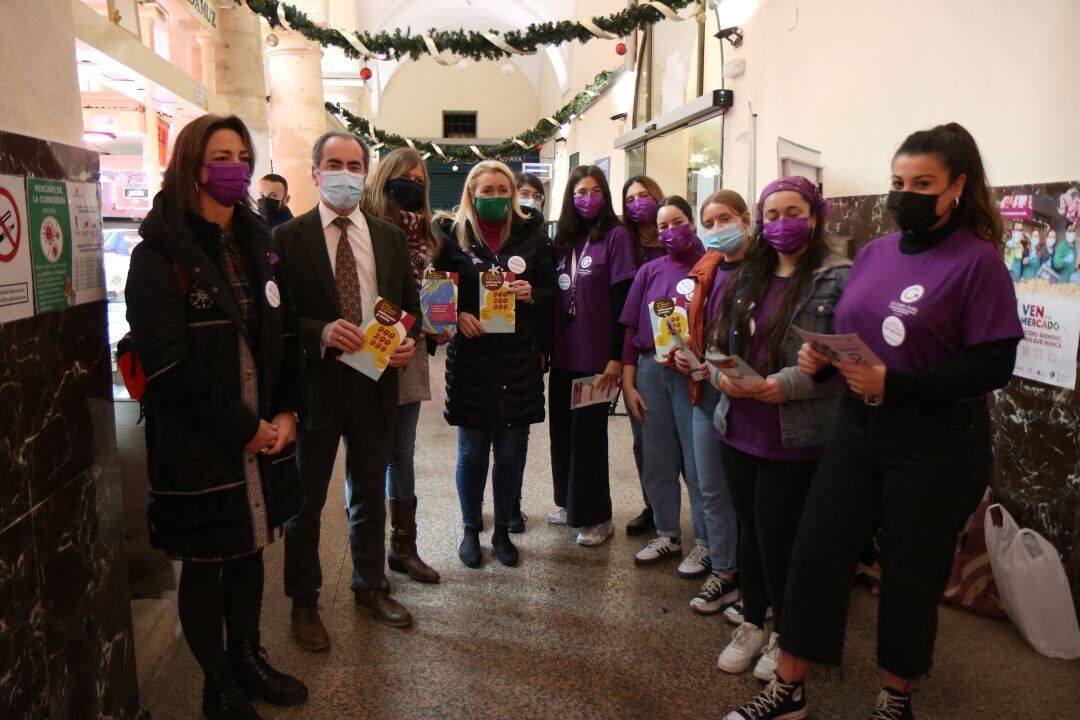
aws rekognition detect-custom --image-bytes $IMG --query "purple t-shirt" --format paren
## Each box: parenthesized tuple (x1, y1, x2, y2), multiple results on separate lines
(836, 228, 1023, 370)
(552, 225, 638, 372)
(720, 276, 821, 462)
(642, 245, 667, 264)
(620, 253, 704, 354)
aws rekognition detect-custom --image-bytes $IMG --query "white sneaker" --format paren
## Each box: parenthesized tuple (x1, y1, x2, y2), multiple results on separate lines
(717, 622, 767, 674)
(547, 507, 567, 525)
(576, 521, 614, 546)
(677, 544, 712, 578)
(634, 536, 682, 566)
(753, 632, 780, 682)
(724, 601, 774, 626)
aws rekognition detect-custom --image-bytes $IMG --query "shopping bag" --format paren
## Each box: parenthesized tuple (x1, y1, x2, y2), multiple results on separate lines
(984, 503, 1080, 659)
(942, 489, 1006, 619)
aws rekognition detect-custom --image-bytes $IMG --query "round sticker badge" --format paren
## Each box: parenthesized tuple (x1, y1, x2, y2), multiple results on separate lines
(558, 273, 572, 291)
(265, 280, 281, 308)
(507, 255, 527, 274)
(900, 284, 925, 304)
(676, 278, 695, 297)
(882, 316, 906, 347)
(581, 255, 593, 269)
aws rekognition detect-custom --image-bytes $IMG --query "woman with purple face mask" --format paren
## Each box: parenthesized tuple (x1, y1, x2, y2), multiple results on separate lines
(548, 165, 638, 547)
(704, 176, 851, 686)
(619, 196, 712, 572)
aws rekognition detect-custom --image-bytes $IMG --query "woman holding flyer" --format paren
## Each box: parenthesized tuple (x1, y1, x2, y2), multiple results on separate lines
(670, 190, 749, 614)
(362, 148, 443, 584)
(620, 175, 669, 537)
(727, 124, 1023, 720)
(433, 161, 555, 568)
(705, 176, 850, 684)
(548, 165, 638, 547)
(619, 196, 712, 572)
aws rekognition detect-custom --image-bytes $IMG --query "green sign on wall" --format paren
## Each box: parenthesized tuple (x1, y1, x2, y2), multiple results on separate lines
(26, 178, 74, 313)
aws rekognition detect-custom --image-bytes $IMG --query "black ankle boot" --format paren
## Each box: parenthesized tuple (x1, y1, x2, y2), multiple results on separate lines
(202, 663, 261, 720)
(507, 499, 527, 534)
(228, 636, 309, 707)
(459, 526, 482, 568)
(491, 524, 519, 567)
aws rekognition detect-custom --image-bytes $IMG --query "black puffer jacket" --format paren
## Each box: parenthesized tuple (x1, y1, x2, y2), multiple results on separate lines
(126, 194, 304, 560)
(434, 210, 555, 430)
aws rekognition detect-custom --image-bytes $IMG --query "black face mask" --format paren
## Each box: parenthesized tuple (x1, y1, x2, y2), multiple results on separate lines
(258, 196, 282, 220)
(888, 190, 948, 234)
(387, 178, 425, 211)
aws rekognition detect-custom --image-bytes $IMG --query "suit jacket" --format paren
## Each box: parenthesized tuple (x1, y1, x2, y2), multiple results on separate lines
(272, 204, 421, 429)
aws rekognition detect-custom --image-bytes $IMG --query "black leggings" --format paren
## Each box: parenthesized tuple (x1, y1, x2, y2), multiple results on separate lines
(718, 443, 816, 630)
(178, 551, 264, 672)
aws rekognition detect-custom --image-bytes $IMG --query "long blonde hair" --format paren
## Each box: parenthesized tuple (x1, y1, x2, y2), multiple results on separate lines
(363, 147, 438, 255)
(437, 160, 529, 252)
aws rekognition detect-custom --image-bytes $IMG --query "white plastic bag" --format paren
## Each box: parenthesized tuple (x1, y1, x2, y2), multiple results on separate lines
(984, 503, 1080, 659)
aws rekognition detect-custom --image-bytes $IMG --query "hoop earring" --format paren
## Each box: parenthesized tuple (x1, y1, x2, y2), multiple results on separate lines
(953, 196, 961, 209)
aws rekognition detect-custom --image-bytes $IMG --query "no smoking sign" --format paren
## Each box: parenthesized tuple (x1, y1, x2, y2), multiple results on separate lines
(0, 186, 21, 263)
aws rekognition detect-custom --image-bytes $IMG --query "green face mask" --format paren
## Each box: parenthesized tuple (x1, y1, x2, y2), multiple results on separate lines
(475, 196, 511, 222)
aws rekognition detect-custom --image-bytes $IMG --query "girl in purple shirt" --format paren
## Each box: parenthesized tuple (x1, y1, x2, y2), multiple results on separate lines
(729, 125, 1024, 720)
(548, 165, 638, 547)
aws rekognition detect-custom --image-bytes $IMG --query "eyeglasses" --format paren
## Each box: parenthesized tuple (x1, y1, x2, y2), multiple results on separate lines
(518, 191, 544, 202)
(573, 188, 605, 199)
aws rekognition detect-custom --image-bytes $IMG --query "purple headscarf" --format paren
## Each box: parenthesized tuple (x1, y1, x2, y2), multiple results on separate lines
(756, 176, 828, 224)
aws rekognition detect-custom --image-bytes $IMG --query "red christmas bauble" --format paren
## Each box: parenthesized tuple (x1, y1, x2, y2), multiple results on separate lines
(360, 66, 372, 81)
(536, 144, 543, 151)
(616, 42, 627, 56)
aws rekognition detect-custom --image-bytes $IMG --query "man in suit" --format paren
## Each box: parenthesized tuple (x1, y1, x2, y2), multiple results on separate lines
(274, 131, 420, 650)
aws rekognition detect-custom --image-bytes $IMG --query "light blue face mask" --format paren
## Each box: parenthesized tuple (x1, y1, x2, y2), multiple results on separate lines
(704, 223, 745, 254)
(319, 169, 365, 210)
(519, 198, 538, 210)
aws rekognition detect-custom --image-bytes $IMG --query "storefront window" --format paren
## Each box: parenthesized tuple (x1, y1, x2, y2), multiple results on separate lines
(628, 114, 723, 221)
(632, 19, 704, 128)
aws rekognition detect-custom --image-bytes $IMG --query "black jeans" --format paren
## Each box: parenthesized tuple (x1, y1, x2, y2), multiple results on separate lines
(178, 551, 263, 672)
(549, 368, 612, 527)
(781, 394, 991, 680)
(718, 443, 816, 629)
(284, 371, 395, 602)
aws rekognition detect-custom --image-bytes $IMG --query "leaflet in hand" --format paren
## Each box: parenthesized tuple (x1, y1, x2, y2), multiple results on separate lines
(339, 297, 415, 381)
(649, 296, 689, 361)
(420, 270, 458, 335)
(793, 327, 883, 366)
(703, 350, 766, 390)
(479, 270, 515, 333)
(570, 374, 620, 409)
(664, 317, 706, 378)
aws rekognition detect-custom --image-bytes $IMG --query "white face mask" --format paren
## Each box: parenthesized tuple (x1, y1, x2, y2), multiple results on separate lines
(1068, 232, 1077, 243)
(1031, 233, 1041, 248)
(1011, 230, 1023, 242)
(519, 198, 538, 210)
(1047, 234, 1057, 248)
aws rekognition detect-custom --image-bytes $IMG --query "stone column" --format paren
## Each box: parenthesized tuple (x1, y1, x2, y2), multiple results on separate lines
(265, 30, 326, 212)
(215, 3, 272, 181)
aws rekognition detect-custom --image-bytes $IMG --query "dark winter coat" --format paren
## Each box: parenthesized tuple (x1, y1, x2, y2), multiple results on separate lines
(434, 210, 555, 430)
(126, 194, 305, 560)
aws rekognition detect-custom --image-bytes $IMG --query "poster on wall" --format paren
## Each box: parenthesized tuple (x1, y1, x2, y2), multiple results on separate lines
(1013, 287, 1080, 390)
(595, 156, 611, 180)
(26, 178, 74, 313)
(0, 173, 34, 323)
(67, 181, 106, 304)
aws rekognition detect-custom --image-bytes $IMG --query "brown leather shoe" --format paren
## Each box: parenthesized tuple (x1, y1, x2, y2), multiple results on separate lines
(354, 586, 413, 628)
(388, 498, 441, 584)
(290, 605, 330, 652)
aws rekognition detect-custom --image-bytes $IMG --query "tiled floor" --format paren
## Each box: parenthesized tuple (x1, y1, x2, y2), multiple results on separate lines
(143, 355, 1079, 719)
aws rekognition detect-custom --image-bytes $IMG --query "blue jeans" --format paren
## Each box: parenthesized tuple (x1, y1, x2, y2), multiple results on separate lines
(630, 414, 650, 505)
(456, 426, 530, 528)
(635, 355, 706, 544)
(694, 384, 738, 574)
(386, 401, 422, 503)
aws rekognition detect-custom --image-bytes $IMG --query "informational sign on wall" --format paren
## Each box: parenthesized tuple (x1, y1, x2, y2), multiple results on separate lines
(26, 178, 74, 313)
(1013, 285, 1080, 390)
(0, 173, 34, 323)
(67, 181, 106, 305)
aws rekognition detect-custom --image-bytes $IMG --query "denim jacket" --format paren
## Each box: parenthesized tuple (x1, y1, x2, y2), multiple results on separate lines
(712, 252, 853, 449)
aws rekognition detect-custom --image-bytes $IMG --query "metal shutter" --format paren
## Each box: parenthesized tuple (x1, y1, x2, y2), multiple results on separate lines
(425, 155, 538, 213)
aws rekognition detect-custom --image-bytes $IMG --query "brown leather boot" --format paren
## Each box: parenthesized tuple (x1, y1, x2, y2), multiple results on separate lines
(387, 498, 441, 584)
(290, 604, 330, 652)
(355, 585, 413, 628)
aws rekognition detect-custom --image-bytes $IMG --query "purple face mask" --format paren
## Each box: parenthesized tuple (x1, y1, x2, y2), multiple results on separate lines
(574, 193, 605, 220)
(762, 217, 812, 255)
(626, 196, 658, 225)
(202, 162, 252, 206)
(659, 224, 698, 255)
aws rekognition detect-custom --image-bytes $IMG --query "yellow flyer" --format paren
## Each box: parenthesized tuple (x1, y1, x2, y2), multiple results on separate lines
(649, 296, 689, 361)
(479, 270, 515, 333)
(339, 297, 415, 381)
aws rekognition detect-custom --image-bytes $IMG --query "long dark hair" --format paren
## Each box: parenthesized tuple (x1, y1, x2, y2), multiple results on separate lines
(162, 114, 256, 215)
(554, 165, 621, 252)
(894, 122, 1002, 247)
(705, 199, 829, 374)
(658, 195, 694, 224)
(621, 175, 665, 258)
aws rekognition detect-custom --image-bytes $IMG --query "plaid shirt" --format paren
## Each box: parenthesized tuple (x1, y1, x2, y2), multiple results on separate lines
(216, 231, 256, 333)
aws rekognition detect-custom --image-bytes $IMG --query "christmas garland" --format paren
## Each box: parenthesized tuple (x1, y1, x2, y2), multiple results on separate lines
(244, 0, 701, 62)
(326, 70, 615, 162)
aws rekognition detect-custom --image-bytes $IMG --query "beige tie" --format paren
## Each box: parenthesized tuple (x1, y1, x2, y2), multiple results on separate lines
(332, 217, 363, 325)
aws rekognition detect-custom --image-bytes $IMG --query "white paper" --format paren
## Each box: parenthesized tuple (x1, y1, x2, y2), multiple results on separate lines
(703, 350, 766, 390)
(793, 326, 884, 367)
(66, 181, 106, 305)
(1013, 288, 1080, 390)
(0, 174, 34, 323)
(570, 374, 620, 409)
